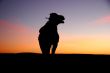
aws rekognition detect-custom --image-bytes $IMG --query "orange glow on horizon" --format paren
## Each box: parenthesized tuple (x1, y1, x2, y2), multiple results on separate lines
(1, 33, 110, 54)
(0, 31, 110, 54)
(1, 20, 110, 54)
(56, 35, 110, 54)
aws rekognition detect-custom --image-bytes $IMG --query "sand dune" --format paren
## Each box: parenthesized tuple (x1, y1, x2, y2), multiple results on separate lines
(0, 53, 110, 66)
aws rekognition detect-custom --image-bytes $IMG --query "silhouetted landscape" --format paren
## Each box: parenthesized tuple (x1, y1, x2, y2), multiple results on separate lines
(0, 53, 110, 65)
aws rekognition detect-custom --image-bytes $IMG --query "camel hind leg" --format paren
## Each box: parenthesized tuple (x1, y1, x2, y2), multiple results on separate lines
(52, 43, 58, 54)
(39, 40, 51, 54)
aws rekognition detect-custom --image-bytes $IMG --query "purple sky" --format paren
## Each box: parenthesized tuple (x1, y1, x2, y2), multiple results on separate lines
(0, 0, 110, 35)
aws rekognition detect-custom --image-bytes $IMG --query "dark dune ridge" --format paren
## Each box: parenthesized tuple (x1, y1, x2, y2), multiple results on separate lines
(0, 53, 110, 65)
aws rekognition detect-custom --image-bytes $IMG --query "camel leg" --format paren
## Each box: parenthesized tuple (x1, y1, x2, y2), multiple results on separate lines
(39, 40, 51, 54)
(52, 43, 58, 54)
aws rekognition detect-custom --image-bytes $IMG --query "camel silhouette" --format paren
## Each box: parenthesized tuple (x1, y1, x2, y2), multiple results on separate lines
(38, 13, 65, 54)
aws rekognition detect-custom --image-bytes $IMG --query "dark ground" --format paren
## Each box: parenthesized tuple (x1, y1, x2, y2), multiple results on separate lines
(0, 53, 110, 66)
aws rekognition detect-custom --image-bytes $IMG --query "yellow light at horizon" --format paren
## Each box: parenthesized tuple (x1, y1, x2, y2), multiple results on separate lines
(56, 35, 110, 54)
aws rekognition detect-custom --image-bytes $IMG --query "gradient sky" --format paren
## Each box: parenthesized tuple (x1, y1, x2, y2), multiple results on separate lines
(0, 0, 110, 54)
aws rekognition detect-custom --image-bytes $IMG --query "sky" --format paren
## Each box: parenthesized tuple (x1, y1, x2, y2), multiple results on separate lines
(0, 0, 110, 54)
